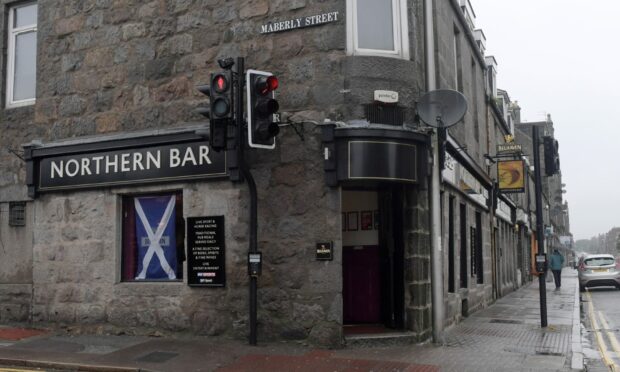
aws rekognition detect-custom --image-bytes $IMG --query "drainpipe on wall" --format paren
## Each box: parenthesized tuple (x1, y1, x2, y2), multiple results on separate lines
(425, 0, 444, 343)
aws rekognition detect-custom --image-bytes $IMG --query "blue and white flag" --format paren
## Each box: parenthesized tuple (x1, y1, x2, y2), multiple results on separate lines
(134, 196, 177, 280)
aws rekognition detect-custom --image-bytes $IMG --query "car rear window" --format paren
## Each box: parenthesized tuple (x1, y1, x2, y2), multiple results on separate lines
(584, 257, 615, 266)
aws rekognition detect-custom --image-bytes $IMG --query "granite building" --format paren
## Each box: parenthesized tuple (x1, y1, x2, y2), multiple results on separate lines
(0, 0, 566, 347)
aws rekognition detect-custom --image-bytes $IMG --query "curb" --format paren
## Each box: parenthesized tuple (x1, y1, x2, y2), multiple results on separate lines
(570, 273, 584, 370)
(0, 358, 155, 372)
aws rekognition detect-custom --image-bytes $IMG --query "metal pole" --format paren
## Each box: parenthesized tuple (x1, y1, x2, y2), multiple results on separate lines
(234, 57, 259, 345)
(532, 125, 548, 328)
(424, 0, 444, 343)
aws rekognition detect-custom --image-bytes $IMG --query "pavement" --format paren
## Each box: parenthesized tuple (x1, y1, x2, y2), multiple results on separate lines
(0, 268, 583, 372)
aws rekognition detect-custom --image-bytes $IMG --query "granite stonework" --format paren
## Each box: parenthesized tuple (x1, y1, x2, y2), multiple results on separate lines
(0, 202, 34, 323)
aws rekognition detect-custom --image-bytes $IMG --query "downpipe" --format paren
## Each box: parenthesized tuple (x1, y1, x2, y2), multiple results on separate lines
(425, 0, 445, 343)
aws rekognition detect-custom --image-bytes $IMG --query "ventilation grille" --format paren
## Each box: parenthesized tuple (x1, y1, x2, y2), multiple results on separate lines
(9, 202, 26, 227)
(364, 103, 405, 126)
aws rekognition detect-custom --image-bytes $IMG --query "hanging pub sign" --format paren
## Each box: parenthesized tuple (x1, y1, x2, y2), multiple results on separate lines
(497, 160, 526, 193)
(187, 216, 226, 287)
(28, 139, 227, 195)
(259, 11, 339, 34)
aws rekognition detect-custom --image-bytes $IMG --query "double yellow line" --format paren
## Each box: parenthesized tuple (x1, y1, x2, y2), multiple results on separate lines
(586, 290, 620, 371)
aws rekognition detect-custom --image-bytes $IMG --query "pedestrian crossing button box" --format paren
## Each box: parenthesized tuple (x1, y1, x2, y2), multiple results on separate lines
(248, 252, 262, 277)
(535, 253, 547, 274)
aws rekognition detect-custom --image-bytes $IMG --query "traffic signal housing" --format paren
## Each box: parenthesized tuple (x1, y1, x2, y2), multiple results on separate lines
(247, 69, 280, 149)
(543, 136, 560, 176)
(196, 71, 233, 152)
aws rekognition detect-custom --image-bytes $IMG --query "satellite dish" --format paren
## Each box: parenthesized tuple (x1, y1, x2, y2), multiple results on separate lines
(417, 89, 468, 128)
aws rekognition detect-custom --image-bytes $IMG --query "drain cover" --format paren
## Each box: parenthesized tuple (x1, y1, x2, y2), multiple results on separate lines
(135, 351, 179, 363)
(490, 319, 524, 324)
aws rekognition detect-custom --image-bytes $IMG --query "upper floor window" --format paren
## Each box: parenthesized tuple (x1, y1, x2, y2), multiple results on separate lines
(6, 2, 37, 108)
(347, 0, 410, 59)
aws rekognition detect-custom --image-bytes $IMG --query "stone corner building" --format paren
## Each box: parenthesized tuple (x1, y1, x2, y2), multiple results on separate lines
(0, 0, 565, 347)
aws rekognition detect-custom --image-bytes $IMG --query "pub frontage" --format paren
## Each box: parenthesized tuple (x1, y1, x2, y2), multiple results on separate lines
(17, 121, 433, 346)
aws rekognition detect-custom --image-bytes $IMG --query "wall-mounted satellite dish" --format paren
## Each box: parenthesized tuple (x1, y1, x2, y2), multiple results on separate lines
(417, 89, 468, 128)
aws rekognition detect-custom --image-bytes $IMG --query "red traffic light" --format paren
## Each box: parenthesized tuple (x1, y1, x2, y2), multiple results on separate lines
(256, 76, 279, 95)
(213, 74, 228, 93)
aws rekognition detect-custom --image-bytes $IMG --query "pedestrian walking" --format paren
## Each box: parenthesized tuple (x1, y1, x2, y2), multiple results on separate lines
(549, 248, 565, 289)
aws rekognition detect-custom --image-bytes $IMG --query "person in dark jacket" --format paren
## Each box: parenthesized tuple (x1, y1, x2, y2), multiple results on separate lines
(549, 248, 565, 289)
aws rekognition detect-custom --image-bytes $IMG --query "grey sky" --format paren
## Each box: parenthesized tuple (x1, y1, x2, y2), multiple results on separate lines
(472, 0, 620, 240)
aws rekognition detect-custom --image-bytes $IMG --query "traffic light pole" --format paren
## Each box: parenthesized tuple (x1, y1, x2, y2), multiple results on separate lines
(234, 57, 259, 345)
(532, 125, 548, 328)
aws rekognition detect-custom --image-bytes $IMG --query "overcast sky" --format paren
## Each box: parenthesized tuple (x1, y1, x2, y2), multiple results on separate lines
(472, 0, 620, 240)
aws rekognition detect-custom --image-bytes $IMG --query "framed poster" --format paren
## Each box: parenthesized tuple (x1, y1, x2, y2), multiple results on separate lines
(347, 212, 358, 231)
(361, 211, 373, 230)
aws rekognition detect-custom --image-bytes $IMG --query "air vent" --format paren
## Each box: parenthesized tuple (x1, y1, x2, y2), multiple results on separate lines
(364, 103, 405, 126)
(9, 202, 26, 227)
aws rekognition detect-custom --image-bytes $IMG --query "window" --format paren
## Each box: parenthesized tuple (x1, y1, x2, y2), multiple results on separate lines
(121, 193, 185, 282)
(453, 27, 462, 92)
(347, 0, 409, 59)
(6, 2, 37, 108)
(471, 58, 479, 141)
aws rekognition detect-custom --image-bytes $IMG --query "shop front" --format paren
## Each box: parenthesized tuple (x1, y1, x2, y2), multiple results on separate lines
(322, 126, 432, 339)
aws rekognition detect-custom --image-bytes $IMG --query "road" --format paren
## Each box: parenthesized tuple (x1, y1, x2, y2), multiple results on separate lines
(582, 286, 620, 371)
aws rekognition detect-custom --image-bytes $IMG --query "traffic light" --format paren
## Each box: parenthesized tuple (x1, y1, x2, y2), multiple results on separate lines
(196, 71, 233, 152)
(246, 69, 280, 149)
(543, 136, 560, 176)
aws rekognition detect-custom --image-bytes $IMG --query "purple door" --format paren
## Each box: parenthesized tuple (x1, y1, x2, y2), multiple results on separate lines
(343, 245, 381, 324)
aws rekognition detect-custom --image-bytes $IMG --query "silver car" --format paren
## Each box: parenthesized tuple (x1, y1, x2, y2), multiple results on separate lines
(578, 254, 620, 291)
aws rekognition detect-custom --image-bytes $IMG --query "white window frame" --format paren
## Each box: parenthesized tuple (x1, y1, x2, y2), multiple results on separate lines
(6, 1, 37, 108)
(346, 0, 410, 59)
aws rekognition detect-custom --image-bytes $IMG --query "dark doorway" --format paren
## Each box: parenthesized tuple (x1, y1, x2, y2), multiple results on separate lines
(475, 211, 483, 284)
(342, 187, 405, 330)
(448, 196, 455, 293)
(459, 203, 468, 288)
(343, 245, 381, 323)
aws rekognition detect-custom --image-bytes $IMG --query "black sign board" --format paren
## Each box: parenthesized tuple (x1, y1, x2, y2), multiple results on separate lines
(348, 141, 417, 183)
(260, 11, 339, 34)
(37, 141, 226, 192)
(316, 242, 333, 261)
(187, 216, 226, 287)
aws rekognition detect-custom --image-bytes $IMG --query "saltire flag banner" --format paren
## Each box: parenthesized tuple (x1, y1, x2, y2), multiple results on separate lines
(134, 195, 177, 280)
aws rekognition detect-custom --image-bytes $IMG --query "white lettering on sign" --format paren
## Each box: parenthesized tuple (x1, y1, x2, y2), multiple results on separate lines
(260, 11, 339, 34)
(48, 146, 212, 179)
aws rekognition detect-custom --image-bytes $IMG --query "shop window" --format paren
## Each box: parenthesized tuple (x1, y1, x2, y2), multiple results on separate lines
(6, 2, 37, 108)
(121, 193, 185, 282)
(347, 0, 410, 59)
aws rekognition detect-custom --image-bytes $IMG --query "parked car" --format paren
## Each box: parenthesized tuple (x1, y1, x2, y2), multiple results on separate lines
(578, 254, 620, 291)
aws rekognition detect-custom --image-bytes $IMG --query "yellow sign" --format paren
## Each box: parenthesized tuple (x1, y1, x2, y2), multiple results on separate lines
(504, 134, 515, 143)
(498, 160, 525, 193)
